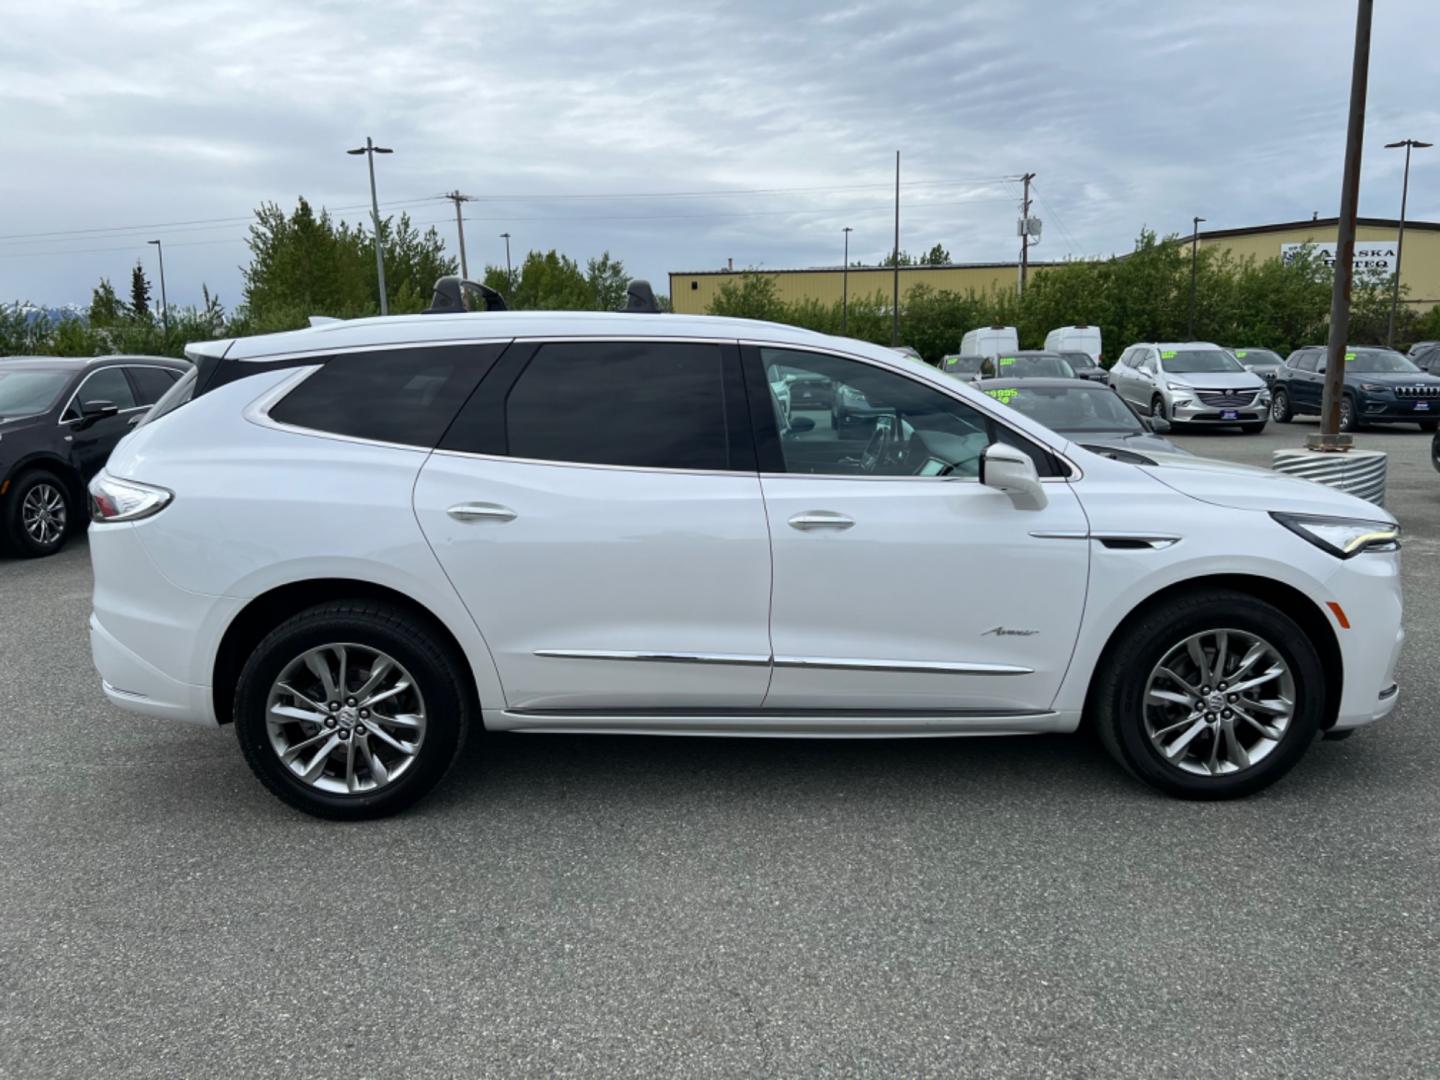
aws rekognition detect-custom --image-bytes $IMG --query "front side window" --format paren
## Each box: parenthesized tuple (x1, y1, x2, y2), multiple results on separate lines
(65, 367, 137, 420)
(269, 345, 500, 449)
(505, 341, 732, 470)
(758, 347, 1058, 479)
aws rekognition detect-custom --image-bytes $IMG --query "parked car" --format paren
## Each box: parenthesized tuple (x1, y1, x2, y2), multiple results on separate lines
(993, 351, 1078, 379)
(1409, 342, 1440, 375)
(1109, 342, 1270, 432)
(940, 353, 994, 382)
(831, 376, 891, 435)
(960, 325, 1019, 361)
(1229, 348, 1285, 384)
(89, 310, 1402, 818)
(0, 355, 187, 557)
(1043, 325, 1103, 366)
(1057, 350, 1108, 383)
(1271, 346, 1440, 431)
(975, 377, 1184, 457)
(1407, 340, 1439, 358)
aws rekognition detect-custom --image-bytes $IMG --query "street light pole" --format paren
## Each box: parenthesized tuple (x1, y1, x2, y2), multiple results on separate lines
(1384, 138, 1431, 348)
(1189, 216, 1205, 339)
(442, 191, 475, 279)
(842, 226, 852, 332)
(346, 136, 394, 316)
(1312, 0, 1373, 451)
(146, 239, 169, 340)
(500, 232, 513, 290)
(891, 150, 900, 347)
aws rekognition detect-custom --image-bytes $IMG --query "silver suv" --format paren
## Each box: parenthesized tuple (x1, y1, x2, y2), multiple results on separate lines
(1109, 342, 1270, 433)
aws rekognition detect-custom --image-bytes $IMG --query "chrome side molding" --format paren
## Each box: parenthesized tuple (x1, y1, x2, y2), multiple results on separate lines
(535, 651, 1033, 676)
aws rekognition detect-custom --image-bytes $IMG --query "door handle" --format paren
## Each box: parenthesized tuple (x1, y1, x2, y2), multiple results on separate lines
(447, 502, 517, 523)
(788, 511, 855, 531)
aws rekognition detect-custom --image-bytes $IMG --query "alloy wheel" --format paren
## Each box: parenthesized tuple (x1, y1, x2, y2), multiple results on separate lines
(1339, 397, 1354, 431)
(265, 643, 427, 795)
(21, 483, 66, 547)
(1142, 629, 1295, 777)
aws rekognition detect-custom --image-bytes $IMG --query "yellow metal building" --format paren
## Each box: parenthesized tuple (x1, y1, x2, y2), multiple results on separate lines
(668, 217, 1440, 316)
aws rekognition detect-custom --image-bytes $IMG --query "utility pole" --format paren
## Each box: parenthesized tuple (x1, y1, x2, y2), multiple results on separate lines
(442, 191, 475, 279)
(1312, 0, 1373, 451)
(146, 239, 169, 340)
(842, 226, 853, 332)
(891, 151, 900, 347)
(1189, 216, 1206, 338)
(346, 136, 394, 316)
(1384, 139, 1431, 347)
(1019, 172, 1036, 295)
(500, 232, 513, 290)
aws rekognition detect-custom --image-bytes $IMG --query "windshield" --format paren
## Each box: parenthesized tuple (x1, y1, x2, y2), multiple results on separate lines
(1160, 349, 1244, 374)
(0, 369, 71, 418)
(1232, 348, 1282, 367)
(985, 384, 1143, 433)
(941, 355, 990, 376)
(1343, 349, 1420, 373)
(1059, 352, 1096, 368)
(995, 354, 1076, 379)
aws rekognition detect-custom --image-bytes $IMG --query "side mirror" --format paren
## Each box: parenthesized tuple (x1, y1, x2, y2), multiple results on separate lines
(787, 415, 816, 434)
(75, 400, 119, 428)
(980, 443, 1047, 510)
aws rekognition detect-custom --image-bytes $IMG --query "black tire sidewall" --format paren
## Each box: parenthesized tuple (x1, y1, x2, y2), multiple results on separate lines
(1271, 389, 1292, 422)
(234, 605, 467, 819)
(3, 470, 71, 558)
(1099, 593, 1325, 799)
(1339, 395, 1354, 431)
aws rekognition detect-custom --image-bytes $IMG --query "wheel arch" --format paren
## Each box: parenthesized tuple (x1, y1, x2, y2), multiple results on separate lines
(1081, 573, 1343, 731)
(3, 452, 84, 507)
(212, 578, 482, 726)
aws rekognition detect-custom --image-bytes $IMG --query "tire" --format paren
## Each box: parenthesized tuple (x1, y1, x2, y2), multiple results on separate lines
(1270, 389, 1293, 423)
(1151, 394, 1167, 422)
(1418, 419, 1438, 433)
(234, 601, 471, 820)
(1338, 395, 1355, 432)
(1240, 421, 1267, 434)
(1, 469, 73, 559)
(1092, 589, 1325, 799)
(1432, 432, 1440, 474)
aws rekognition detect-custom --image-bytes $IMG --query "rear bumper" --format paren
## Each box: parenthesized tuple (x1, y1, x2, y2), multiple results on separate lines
(91, 614, 218, 725)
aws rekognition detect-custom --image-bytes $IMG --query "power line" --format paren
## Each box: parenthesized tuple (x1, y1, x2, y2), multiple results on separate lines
(0, 236, 249, 260)
(1030, 183, 1081, 256)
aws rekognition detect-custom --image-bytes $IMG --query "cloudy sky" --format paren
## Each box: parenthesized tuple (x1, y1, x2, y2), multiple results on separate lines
(3, 0, 1439, 310)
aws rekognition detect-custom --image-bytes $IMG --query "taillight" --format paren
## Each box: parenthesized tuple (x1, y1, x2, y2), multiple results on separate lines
(89, 472, 173, 523)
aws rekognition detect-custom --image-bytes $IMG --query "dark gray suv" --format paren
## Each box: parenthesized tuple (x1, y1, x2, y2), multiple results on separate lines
(0, 355, 188, 557)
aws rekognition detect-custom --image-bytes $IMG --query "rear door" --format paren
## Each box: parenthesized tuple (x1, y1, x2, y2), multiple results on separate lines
(415, 339, 774, 712)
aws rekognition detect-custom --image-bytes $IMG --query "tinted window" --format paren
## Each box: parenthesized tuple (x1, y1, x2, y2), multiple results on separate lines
(134, 367, 197, 430)
(129, 366, 181, 405)
(1160, 349, 1245, 374)
(0, 369, 71, 418)
(504, 341, 732, 470)
(758, 348, 1058, 479)
(270, 346, 500, 448)
(69, 367, 137, 418)
(984, 383, 1143, 434)
(1296, 352, 1319, 372)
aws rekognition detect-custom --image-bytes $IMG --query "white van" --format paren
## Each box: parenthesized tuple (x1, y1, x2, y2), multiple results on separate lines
(959, 325, 1019, 360)
(1044, 325, 1103, 364)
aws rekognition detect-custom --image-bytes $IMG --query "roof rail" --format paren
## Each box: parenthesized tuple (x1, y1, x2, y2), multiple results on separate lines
(624, 279, 661, 313)
(423, 276, 509, 315)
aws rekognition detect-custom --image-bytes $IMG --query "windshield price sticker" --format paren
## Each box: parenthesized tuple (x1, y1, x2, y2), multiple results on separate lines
(1345, 352, 1357, 361)
(999, 357, 1016, 367)
(984, 388, 1019, 405)
(1235, 350, 1248, 357)
(1161, 350, 1177, 359)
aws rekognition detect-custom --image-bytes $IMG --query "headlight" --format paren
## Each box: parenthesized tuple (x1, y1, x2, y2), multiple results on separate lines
(1359, 382, 1389, 393)
(1165, 382, 1191, 392)
(1271, 512, 1400, 558)
(89, 472, 173, 523)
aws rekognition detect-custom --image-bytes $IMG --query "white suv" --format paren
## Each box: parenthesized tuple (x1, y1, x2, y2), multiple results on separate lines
(88, 311, 1403, 818)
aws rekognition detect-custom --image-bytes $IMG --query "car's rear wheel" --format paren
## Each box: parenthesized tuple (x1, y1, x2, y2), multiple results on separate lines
(1093, 590, 1324, 799)
(1, 469, 72, 559)
(1270, 388, 1293, 423)
(234, 602, 469, 819)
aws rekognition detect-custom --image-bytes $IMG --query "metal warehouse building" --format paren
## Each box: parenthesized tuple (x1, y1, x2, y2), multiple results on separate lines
(669, 216, 1440, 316)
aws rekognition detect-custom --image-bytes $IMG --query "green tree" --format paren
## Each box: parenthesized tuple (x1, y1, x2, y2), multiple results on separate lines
(706, 272, 787, 322)
(89, 278, 125, 327)
(129, 263, 153, 321)
(508, 250, 592, 310)
(920, 243, 951, 266)
(586, 252, 629, 311)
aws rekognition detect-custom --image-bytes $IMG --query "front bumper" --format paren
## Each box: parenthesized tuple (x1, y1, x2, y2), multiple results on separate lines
(1356, 395, 1438, 422)
(1172, 401, 1268, 423)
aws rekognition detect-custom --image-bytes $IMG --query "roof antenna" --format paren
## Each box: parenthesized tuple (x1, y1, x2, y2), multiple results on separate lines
(624, 279, 661, 313)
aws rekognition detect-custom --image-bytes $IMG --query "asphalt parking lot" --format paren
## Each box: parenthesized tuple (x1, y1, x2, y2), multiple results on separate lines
(2, 418, 1437, 1079)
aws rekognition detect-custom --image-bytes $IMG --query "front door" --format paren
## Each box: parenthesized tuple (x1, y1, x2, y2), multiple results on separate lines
(63, 366, 142, 479)
(746, 346, 1089, 715)
(415, 339, 773, 712)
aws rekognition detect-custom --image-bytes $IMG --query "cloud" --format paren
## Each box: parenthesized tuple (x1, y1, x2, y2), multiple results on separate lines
(2, 0, 1437, 308)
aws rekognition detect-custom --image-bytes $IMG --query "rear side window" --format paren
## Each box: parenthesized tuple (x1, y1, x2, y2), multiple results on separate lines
(134, 367, 197, 430)
(128, 366, 181, 405)
(269, 345, 503, 449)
(503, 341, 732, 470)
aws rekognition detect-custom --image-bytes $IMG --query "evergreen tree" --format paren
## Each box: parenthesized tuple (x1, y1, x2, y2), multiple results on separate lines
(129, 263, 153, 321)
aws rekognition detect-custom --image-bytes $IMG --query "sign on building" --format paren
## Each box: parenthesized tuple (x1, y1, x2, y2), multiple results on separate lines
(1280, 241, 1398, 279)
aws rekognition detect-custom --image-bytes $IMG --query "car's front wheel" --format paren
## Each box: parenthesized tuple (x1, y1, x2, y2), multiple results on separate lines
(1093, 589, 1324, 799)
(1338, 395, 1356, 432)
(234, 601, 470, 819)
(1, 469, 72, 558)
(1271, 389, 1293, 423)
